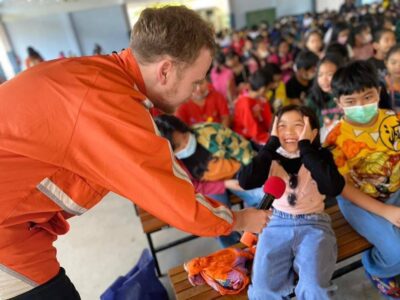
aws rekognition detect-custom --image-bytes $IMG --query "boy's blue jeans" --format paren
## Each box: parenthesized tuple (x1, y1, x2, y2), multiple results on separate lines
(248, 209, 337, 300)
(208, 187, 264, 247)
(337, 190, 400, 278)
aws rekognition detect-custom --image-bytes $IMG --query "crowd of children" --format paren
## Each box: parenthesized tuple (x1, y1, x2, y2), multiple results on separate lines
(156, 1, 400, 299)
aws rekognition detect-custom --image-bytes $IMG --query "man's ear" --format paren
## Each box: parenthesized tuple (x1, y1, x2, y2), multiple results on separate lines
(156, 59, 173, 85)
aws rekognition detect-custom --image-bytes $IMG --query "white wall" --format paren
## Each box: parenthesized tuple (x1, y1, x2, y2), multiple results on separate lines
(71, 5, 130, 56)
(5, 13, 80, 64)
(230, 0, 312, 29)
(316, 0, 343, 12)
(4, 4, 130, 71)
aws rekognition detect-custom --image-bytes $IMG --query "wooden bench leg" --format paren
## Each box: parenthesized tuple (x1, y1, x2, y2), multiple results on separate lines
(146, 233, 162, 277)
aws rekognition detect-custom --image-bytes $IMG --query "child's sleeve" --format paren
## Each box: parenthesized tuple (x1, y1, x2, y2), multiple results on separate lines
(299, 140, 345, 196)
(238, 136, 280, 190)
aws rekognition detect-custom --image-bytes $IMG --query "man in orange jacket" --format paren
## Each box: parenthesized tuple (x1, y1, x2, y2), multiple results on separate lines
(0, 6, 270, 299)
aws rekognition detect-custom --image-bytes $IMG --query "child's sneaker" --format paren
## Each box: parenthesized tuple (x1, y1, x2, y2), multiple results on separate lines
(365, 271, 400, 298)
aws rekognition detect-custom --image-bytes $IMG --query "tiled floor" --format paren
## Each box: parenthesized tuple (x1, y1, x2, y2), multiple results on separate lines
(55, 193, 387, 300)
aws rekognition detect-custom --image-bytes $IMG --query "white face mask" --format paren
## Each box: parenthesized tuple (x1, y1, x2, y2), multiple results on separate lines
(175, 133, 197, 159)
(276, 147, 300, 159)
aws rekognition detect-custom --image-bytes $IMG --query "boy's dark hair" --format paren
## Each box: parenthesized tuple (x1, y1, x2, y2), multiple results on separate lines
(249, 68, 273, 91)
(294, 50, 319, 71)
(154, 114, 212, 180)
(385, 44, 400, 61)
(325, 42, 350, 62)
(331, 60, 379, 99)
(373, 28, 395, 43)
(274, 104, 321, 147)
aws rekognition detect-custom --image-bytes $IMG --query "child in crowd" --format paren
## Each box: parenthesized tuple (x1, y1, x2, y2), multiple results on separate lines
(265, 63, 289, 112)
(369, 29, 396, 80)
(226, 51, 250, 91)
(286, 50, 319, 104)
(267, 39, 294, 83)
(233, 69, 274, 147)
(384, 44, 400, 114)
(350, 23, 374, 60)
(176, 77, 230, 127)
(325, 61, 400, 298)
(210, 51, 236, 106)
(239, 105, 345, 299)
(304, 29, 324, 58)
(155, 115, 263, 247)
(306, 55, 344, 142)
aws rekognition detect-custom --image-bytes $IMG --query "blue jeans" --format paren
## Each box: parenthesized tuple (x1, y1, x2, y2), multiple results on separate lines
(337, 190, 400, 278)
(208, 187, 264, 247)
(248, 209, 337, 300)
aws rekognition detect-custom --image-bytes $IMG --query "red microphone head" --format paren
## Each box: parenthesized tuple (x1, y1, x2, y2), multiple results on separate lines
(263, 176, 286, 199)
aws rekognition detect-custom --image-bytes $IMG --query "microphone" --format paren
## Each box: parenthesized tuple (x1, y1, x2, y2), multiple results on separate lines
(240, 176, 286, 248)
(257, 176, 286, 210)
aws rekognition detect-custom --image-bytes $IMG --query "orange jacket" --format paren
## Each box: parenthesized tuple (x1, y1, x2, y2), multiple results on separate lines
(0, 49, 234, 287)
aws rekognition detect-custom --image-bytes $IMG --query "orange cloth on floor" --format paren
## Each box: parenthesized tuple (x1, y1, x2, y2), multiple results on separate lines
(184, 247, 254, 295)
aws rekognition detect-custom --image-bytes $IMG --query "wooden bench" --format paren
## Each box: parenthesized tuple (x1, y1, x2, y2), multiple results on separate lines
(168, 204, 372, 299)
(136, 195, 244, 276)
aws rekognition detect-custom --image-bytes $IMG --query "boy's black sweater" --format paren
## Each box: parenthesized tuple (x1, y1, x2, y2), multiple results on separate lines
(238, 136, 345, 196)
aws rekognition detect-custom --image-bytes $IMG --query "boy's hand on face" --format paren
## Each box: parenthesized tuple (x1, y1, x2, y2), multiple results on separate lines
(381, 205, 400, 227)
(299, 116, 314, 141)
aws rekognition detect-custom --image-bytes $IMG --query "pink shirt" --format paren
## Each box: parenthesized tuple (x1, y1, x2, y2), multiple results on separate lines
(210, 66, 234, 99)
(269, 161, 325, 215)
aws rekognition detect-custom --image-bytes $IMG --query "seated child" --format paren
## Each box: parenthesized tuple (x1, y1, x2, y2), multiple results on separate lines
(325, 60, 400, 298)
(239, 105, 345, 299)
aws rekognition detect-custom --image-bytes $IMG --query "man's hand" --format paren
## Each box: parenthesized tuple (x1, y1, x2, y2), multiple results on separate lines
(232, 208, 272, 233)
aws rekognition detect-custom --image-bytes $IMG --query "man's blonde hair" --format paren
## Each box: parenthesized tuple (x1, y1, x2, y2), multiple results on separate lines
(130, 6, 216, 65)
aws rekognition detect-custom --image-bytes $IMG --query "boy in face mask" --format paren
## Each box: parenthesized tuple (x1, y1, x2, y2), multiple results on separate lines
(325, 60, 400, 299)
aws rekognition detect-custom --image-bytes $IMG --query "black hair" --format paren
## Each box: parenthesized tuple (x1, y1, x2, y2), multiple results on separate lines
(331, 60, 379, 99)
(249, 68, 273, 91)
(304, 29, 323, 45)
(309, 54, 345, 109)
(373, 28, 395, 43)
(154, 115, 212, 180)
(27, 46, 43, 60)
(385, 44, 400, 61)
(274, 104, 321, 147)
(265, 62, 282, 75)
(214, 51, 226, 74)
(349, 23, 370, 47)
(330, 22, 351, 43)
(294, 50, 319, 71)
(325, 42, 350, 62)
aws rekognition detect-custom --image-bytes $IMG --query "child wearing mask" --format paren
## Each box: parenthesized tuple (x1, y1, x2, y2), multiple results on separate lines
(155, 115, 264, 247)
(325, 61, 400, 298)
(239, 105, 344, 299)
(286, 50, 319, 105)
